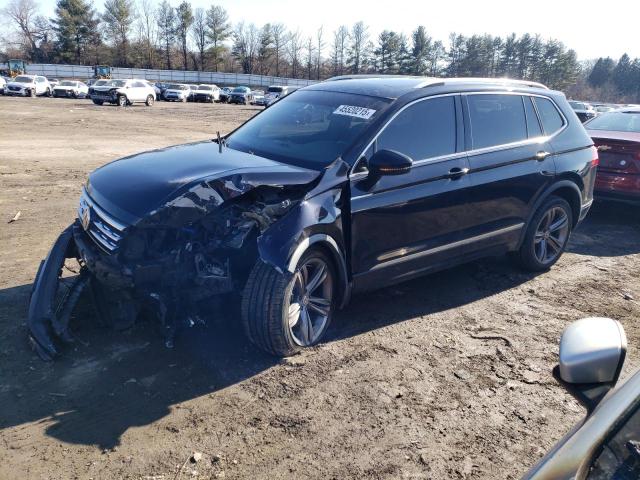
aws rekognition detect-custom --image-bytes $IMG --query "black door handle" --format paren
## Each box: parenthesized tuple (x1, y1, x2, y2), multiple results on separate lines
(447, 167, 469, 179)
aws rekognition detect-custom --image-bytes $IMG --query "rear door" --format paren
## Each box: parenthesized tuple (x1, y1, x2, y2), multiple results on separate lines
(350, 95, 473, 290)
(462, 93, 555, 244)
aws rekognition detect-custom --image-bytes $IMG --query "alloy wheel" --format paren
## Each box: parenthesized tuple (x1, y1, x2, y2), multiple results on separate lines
(534, 206, 570, 264)
(287, 257, 333, 346)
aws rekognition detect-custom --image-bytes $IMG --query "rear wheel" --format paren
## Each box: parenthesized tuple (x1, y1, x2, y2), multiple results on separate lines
(117, 95, 127, 107)
(513, 196, 573, 271)
(145, 95, 154, 106)
(241, 249, 336, 357)
(92, 99, 103, 105)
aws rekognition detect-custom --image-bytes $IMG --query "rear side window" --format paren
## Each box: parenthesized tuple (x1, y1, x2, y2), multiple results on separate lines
(524, 97, 543, 138)
(467, 94, 528, 149)
(376, 96, 457, 160)
(534, 97, 565, 135)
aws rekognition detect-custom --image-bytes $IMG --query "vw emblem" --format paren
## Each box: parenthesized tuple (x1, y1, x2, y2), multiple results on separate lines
(79, 201, 91, 231)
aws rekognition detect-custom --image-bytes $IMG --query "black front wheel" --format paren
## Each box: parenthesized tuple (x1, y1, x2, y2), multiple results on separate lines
(117, 95, 127, 107)
(513, 196, 573, 271)
(241, 249, 336, 357)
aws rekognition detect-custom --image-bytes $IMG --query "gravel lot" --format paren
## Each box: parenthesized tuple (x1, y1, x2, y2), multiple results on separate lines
(1, 95, 639, 480)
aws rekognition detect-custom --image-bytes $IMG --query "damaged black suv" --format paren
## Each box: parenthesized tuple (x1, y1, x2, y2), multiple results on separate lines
(28, 76, 598, 360)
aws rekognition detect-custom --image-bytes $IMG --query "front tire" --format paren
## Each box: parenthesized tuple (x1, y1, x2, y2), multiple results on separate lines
(29, 88, 36, 97)
(145, 95, 154, 106)
(241, 249, 336, 357)
(513, 196, 573, 271)
(92, 99, 103, 105)
(117, 95, 127, 107)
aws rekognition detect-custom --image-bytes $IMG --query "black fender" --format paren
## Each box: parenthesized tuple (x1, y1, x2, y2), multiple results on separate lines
(517, 179, 582, 249)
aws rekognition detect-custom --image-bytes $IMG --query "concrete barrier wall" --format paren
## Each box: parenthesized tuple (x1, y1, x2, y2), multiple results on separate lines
(1, 63, 318, 88)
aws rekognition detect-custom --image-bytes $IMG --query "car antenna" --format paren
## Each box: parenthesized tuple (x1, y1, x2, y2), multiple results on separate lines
(216, 131, 223, 153)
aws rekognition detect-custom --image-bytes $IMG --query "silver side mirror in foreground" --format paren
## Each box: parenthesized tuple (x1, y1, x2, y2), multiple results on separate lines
(555, 317, 627, 413)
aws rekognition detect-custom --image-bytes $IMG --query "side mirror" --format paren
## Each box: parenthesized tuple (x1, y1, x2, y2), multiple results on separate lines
(555, 317, 627, 413)
(368, 149, 413, 176)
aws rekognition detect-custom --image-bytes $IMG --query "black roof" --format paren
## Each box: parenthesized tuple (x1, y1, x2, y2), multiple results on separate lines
(305, 75, 550, 100)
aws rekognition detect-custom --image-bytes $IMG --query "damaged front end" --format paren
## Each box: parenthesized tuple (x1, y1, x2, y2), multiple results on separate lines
(28, 164, 319, 361)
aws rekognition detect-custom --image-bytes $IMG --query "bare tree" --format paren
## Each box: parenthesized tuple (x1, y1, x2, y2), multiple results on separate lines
(205, 5, 230, 72)
(190, 7, 206, 70)
(348, 21, 368, 74)
(331, 25, 348, 76)
(271, 23, 286, 77)
(305, 36, 314, 79)
(286, 29, 303, 78)
(136, 0, 156, 68)
(2, 0, 50, 60)
(315, 26, 324, 80)
(232, 21, 259, 74)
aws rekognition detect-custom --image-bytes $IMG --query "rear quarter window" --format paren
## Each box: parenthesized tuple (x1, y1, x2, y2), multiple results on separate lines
(534, 97, 565, 135)
(467, 94, 528, 149)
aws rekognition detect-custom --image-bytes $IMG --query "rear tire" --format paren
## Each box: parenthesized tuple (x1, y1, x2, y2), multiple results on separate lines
(513, 195, 573, 272)
(145, 95, 154, 106)
(241, 249, 336, 357)
(92, 99, 103, 105)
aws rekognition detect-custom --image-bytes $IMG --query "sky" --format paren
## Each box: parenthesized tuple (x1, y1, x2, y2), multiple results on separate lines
(30, 0, 640, 60)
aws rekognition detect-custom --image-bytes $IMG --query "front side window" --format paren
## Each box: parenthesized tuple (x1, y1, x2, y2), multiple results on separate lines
(534, 97, 565, 135)
(376, 96, 457, 160)
(587, 402, 640, 479)
(226, 89, 391, 169)
(467, 94, 528, 149)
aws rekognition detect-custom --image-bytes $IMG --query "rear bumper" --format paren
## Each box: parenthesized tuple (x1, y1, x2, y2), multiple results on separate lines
(595, 171, 640, 203)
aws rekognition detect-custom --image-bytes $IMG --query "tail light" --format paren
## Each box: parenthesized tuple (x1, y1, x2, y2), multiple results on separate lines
(590, 146, 599, 167)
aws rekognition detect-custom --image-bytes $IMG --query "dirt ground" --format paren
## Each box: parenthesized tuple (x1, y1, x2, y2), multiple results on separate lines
(1, 96, 639, 480)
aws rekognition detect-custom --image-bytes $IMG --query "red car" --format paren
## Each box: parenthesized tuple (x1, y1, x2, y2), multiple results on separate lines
(586, 107, 640, 204)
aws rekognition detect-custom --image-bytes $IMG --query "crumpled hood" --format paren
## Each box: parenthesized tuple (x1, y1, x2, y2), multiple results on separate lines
(7, 81, 33, 88)
(86, 140, 321, 223)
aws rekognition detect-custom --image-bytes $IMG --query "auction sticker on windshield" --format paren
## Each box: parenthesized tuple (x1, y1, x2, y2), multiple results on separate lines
(333, 105, 377, 119)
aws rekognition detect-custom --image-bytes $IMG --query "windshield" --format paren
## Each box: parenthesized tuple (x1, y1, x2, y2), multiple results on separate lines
(226, 90, 391, 169)
(60, 81, 76, 86)
(586, 112, 640, 133)
(233, 87, 249, 93)
(167, 84, 187, 90)
(197, 85, 212, 91)
(268, 87, 284, 93)
(14, 76, 33, 83)
(94, 80, 109, 86)
(569, 101, 586, 110)
(111, 80, 127, 87)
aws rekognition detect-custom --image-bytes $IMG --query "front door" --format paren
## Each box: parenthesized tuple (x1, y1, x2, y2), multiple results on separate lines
(350, 95, 474, 291)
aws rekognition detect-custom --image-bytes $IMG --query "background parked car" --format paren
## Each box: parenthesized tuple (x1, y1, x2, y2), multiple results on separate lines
(163, 83, 190, 102)
(0, 76, 6, 94)
(154, 82, 168, 99)
(252, 90, 266, 106)
(193, 84, 220, 102)
(585, 107, 640, 204)
(264, 85, 292, 106)
(47, 78, 60, 89)
(569, 100, 598, 122)
(53, 80, 89, 98)
(186, 84, 199, 102)
(90, 78, 156, 107)
(5, 75, 51, 97)
(218, 86, 232, 103)
(229, 86, 253, 104)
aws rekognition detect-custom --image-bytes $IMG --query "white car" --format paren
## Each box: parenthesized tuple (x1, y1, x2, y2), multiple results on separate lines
(4, 75, 52, 97)
(90, 79, 156, 107)
(53, 80, 89, 98)
(264, 85, 293, 106)
(193, 84, 220, 102)
(163, 83, 190, 102)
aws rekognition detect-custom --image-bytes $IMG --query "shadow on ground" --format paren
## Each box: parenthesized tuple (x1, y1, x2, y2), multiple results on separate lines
(0, 200, 637, 450)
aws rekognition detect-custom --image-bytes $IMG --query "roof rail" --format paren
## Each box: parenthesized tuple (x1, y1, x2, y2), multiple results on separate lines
(325, 74, 427, 82)
(425, 77, 549, 90)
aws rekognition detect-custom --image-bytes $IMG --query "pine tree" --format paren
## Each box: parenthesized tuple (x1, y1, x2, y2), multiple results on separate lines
(156, 0, 175, 69)
(102, 0, 135, 66)
(175, 1, 193, 70)
(52, 0, 100, 64)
